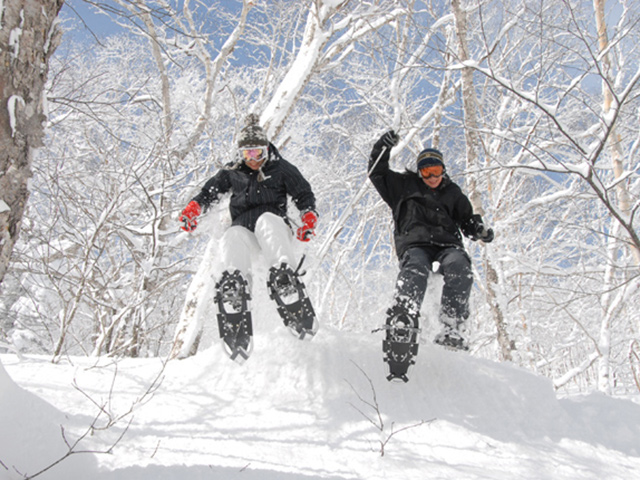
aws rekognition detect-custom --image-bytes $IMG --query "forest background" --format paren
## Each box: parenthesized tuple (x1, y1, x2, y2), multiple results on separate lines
(1, 0, 639, 397)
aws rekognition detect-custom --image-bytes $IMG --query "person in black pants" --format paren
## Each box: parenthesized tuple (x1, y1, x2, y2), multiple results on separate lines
(368, 130, 494, 351)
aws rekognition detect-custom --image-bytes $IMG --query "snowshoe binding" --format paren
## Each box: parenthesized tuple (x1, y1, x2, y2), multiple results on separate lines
(267, 261, 318, 340)
(381, 304, 420, 383)
(214, 270, 253, 363)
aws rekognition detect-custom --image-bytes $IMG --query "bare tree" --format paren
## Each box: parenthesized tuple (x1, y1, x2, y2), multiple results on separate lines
(462, 0, 640, 392)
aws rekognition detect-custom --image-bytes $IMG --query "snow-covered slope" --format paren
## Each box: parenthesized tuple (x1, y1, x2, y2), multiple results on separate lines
(0, 360, 95, 479)
(3, 313, 640, 480)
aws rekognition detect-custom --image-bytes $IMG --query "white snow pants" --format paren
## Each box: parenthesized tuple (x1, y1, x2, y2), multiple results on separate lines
(219, 212, 296, 284)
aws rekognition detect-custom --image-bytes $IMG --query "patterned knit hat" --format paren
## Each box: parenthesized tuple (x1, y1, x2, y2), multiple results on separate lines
(237, 114, 269, 148)
(416, 148, 444, 169)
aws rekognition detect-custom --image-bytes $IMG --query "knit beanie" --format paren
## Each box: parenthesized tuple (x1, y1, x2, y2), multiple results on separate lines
(416, 148, 444, 169)
(237, 114, 269, 148)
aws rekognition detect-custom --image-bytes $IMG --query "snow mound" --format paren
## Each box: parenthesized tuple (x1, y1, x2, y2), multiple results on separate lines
(164, 323, 607, 445)
(3, 320, 640, 480)
(0, 360, 97, 480)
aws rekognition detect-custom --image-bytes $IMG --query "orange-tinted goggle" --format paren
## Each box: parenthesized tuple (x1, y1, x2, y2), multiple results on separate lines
(241, 146, 267, 162)
(419, 165, 444, 179)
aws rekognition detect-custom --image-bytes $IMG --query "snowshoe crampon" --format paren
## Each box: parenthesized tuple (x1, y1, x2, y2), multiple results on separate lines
(215, 270, 253, 363)
(267, 262, 318, 340)
(380, 305, 420, 383)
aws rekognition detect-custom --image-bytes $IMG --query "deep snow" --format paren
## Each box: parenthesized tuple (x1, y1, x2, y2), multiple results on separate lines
(2, 309, 640, 480)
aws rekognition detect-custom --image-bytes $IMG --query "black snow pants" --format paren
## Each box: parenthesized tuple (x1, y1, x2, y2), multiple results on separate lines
(394, 246, 473, 325)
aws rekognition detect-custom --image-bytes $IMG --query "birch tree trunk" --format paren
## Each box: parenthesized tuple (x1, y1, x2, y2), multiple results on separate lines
(0, 0, 64, 287)
(592, 0, 637, 393)
(593, 0, 638, 265)
(451, 0, 512, 361)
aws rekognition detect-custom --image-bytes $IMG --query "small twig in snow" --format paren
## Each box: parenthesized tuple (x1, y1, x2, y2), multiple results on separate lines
(346, 361, 436, 456)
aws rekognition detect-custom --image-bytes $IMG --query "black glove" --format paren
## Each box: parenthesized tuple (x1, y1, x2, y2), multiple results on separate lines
(374, 130, 399, 150)
(465, 214, 494, 243)
(477, 225, 494, 243)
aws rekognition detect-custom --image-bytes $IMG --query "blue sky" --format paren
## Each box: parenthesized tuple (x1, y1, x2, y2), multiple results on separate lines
(60, 0, 129, 43)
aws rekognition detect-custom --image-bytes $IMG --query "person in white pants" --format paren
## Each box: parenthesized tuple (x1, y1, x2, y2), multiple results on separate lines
(179, 114, 318, 355)
(219, 212, 298, 288)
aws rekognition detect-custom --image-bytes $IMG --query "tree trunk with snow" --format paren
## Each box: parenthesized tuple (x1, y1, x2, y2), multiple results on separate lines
(593, 0, 639, 266)
(592, 0, 637, 393)
(451, 0, 512, 361)
(170, 234, 220, 359)
(0, 0, 64, 287)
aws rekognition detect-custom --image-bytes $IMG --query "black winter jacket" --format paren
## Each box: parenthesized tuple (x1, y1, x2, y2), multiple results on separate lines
(368, 147, 484, 258)
(192, 143, 316, 232)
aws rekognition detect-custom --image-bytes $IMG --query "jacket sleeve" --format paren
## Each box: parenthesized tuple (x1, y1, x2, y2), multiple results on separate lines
(368, 142, 401, 207)
(281, 160, 316, 214)
(445, 183, 477, 238)
(454, 191, 486, 239)
(192, 170, 232, 212)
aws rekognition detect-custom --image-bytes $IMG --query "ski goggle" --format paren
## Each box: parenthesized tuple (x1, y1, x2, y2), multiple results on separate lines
(240, 146, 267, 163)
(419, 165, 444, 179)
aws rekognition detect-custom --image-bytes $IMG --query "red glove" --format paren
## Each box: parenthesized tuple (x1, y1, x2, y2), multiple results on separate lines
(179, 201, 202, 232)
(296, 211, 317, 242)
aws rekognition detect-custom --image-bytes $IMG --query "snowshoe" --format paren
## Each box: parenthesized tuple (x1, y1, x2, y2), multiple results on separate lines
(267, 262, 318, 339)
(381, 304, 420, 383)
(214, 270, 253, 363)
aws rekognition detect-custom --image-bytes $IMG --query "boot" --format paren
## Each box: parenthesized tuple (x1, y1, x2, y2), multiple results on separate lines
(434, 317, 469, 351)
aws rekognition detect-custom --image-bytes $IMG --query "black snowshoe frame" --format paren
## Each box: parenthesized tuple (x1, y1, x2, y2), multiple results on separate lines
(214, 270, 253, 362)
(380, 304, 421, 383)
(267, 261, 317, 340)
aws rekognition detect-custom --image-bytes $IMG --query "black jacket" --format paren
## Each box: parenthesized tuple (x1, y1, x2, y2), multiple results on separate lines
(368, 147, 484, 258)
(193, 143, 316, 232)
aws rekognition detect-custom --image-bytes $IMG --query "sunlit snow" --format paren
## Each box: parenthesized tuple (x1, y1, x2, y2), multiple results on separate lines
(2, 309, 640, 479)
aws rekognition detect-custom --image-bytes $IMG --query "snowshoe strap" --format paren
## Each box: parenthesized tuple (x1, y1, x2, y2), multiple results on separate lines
(294, 254, 307, 277)
(380, 324, 421, 334)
